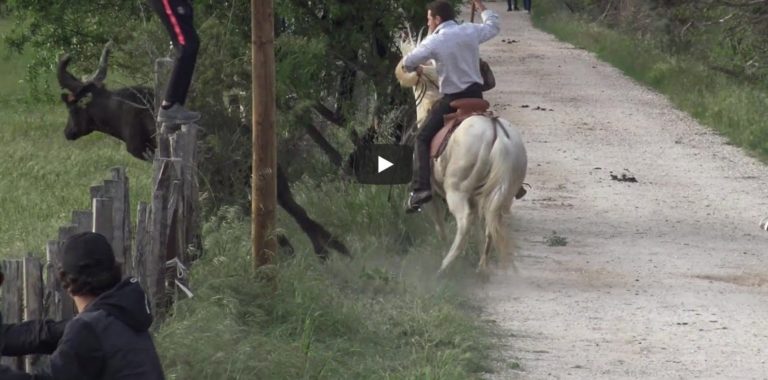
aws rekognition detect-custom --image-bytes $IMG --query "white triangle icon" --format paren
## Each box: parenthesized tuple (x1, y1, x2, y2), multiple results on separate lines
(377, 156, 394, 173)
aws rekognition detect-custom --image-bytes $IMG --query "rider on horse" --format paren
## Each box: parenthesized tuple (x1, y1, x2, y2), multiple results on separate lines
(401, 0, 500, 213)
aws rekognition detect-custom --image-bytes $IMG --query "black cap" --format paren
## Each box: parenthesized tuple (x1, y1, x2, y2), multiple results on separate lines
(62, 232, 116, 276)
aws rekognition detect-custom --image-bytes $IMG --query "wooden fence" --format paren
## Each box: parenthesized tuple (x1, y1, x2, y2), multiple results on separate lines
(1, 129, 200, 369)
(0, 58, 201, 370)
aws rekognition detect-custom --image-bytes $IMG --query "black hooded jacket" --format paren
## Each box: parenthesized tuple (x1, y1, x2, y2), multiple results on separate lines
(0, 278, 165, 380)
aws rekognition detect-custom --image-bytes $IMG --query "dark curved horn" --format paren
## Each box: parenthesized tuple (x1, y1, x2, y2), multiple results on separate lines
(57, 54, 83, 92)
(86, 41, 113, 83)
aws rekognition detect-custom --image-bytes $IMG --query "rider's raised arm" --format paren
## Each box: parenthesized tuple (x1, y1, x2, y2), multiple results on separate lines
(475, 8, 500, 44)
(403, 37, 438, 73)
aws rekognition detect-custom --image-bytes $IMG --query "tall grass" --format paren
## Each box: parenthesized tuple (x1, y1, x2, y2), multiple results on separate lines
(156, 185, 496, 379)
(531, 0, 768, 159)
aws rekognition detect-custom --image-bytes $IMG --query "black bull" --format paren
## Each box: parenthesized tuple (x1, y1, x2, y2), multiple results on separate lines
(57, 44, 349, 259)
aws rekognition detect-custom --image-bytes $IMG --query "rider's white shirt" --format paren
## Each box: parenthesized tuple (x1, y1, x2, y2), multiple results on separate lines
(403, 10, 500, 95)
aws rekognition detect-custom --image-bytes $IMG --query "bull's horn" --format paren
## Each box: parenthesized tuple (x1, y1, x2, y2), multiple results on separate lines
(86, 40, 113, 84)
(57, 54, 83, 92)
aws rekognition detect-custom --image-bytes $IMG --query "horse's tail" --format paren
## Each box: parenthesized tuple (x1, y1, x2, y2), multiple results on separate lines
(478, 118, 527, 266)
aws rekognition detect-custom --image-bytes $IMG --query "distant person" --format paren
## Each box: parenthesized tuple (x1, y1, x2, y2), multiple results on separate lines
(507, 0, 520, 11)
(148, 0, 201, 125)
(0, 232, 165, 379)
(524, 0, 532, 13)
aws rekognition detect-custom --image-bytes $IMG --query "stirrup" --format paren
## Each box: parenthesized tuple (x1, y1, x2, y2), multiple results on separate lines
(405, 204, 423, 214)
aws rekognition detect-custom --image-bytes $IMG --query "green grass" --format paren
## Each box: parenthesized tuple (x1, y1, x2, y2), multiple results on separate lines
(531, 0, 768, 159)
(0, 18, 152, 257)
(157, 204, 495, 379)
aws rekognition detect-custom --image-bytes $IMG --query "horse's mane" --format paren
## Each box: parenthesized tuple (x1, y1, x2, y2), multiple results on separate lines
(397, 25, 439, 91)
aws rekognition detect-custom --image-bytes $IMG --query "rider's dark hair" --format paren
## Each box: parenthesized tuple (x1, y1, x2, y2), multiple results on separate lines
(427, 0, 456, 23)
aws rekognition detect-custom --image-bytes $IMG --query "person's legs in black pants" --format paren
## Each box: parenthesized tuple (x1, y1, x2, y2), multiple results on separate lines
(412, 98, 454, 192)
(507, 0, 520, 11)
(524, 0, 531, 12)
(150, 0, 201, 124)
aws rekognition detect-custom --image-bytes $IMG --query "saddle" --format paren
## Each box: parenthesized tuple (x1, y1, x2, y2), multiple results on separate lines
(430, 98, 491, 159)
(429, 98, 529, 200)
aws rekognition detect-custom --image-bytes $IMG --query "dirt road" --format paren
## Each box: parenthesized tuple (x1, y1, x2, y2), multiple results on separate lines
(475, 3, 768, 379)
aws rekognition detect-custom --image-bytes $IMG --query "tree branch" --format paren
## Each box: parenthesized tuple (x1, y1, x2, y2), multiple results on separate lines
(302, 122, 343, 167)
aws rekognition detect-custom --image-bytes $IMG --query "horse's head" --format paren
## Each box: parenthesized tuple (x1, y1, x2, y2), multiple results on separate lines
(394, 27, 441, 127)
(395, 27, 429, 88)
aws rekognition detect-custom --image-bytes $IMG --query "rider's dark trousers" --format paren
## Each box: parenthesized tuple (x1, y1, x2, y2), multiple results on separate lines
(412, 83, 484, 192)
(148, 0, 199, 106)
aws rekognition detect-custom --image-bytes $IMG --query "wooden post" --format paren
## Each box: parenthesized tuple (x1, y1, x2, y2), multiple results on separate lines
(154, 58, 174, 158)
(135, 202, 151, 290)
(154, 57, 173, 112)
(1, 260, 24, 370)
(93, 198, 114, 246)
(23, 254, 44, 372)
(71, 210, 93, 233)
(45, 241, 61, 320)
(109, 167, 133, 277)
(55, 226, 78, 319)
(251, 0, 278, 268)
(149, 157, 174, 318)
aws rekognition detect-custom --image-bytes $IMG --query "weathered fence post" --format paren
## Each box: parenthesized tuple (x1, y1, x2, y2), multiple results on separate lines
(23, 254, 44, 372)
(90, 168, 132, 277)
(148, 56, 201, 318)
(71, 210, 93, 233)
(53, 226, 78, 320)
(93, 198, 114, 245)
(135, 202, 151, 293)
(1, 260, 23, 370)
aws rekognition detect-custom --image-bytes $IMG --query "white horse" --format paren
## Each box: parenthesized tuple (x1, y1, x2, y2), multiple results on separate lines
(395, 32, 528, 274)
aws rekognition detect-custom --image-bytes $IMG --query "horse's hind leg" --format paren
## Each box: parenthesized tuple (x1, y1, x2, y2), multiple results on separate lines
(478, 231, 492, 272)
(438, 192, 471, 274)
(427, 196, 448, 241)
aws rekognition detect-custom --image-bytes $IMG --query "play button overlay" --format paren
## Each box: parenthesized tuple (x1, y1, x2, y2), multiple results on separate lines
(378, 156, 394, 173)
(352, 144, 413, 185)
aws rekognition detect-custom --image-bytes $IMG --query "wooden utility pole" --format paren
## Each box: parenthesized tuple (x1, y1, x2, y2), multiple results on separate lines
(251, 0, 278, 268)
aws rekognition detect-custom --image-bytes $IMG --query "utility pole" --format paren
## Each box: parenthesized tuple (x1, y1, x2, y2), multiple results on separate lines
(251, 0, 277, 269)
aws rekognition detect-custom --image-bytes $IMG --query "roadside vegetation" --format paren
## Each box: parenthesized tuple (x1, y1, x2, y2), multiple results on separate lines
(532, 0, 768, 159)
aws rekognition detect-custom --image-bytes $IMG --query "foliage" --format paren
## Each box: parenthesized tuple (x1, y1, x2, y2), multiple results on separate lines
(554, 0, 768, 83)
(532, 0, 768, 159)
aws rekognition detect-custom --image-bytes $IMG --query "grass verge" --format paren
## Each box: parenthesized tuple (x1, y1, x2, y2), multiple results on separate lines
(157, 194, 496, 379)
(530, 1, 768, 159)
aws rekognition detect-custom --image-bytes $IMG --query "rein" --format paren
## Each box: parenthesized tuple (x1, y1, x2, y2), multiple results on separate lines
(113, 97, 152, 109)
(414, 72, 439, 107)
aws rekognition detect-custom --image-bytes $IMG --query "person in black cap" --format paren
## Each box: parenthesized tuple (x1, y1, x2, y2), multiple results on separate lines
(0, 232, 165, 379)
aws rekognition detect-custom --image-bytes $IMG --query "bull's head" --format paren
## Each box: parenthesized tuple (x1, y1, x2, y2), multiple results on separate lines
(57, 42, 113, 140)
